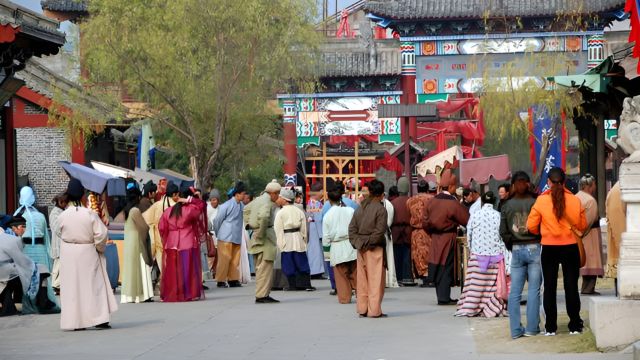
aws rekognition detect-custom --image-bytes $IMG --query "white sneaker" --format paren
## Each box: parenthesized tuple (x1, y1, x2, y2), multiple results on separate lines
(544, 332, 556, 336)
(569, 330, 583, 335)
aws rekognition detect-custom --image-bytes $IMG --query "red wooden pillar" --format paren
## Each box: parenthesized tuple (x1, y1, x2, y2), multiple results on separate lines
(401, 42, 417, 140)
(4, 101, 16, 213)
(71, 136, 85, 164)
(282, 99, 298, 186)
(400, 42, 417, 180)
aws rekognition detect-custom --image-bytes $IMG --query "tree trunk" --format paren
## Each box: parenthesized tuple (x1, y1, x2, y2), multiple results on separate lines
(532, 139, 550, 187)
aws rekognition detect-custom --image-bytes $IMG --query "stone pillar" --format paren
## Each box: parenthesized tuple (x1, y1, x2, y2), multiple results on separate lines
(618, 160, 640, 299)
(590, 96, 640, 350)
(587, 34, 605, 69)
(282, 99, 298, 186)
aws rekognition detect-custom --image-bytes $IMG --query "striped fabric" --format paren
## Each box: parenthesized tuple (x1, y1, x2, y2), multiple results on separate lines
(454, 255, 507, 318)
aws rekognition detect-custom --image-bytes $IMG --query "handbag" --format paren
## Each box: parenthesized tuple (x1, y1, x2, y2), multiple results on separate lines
(563, 218, 587, 268)
(496, 259, 508, 301)
(206, 233, 217, 258)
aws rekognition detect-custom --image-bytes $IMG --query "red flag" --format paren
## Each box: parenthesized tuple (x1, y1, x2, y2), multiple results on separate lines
(626, 0, 640, 71)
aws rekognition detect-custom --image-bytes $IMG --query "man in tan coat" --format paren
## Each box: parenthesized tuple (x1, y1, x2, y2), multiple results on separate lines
(606, 181, 626, 294)
(244, 181, 281, 303)
(349, 180, 388, 318)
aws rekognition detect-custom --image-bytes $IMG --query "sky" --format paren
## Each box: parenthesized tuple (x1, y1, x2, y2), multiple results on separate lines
(16, 0, 41, 13)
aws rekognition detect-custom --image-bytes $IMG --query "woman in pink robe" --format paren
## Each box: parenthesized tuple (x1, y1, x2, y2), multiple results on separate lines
(159, 193, 207, 302)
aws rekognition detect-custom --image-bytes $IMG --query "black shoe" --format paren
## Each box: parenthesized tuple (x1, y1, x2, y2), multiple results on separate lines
(370, 313, 388, 318)
(228, 281, 242, 288)
(202, 284, 210, 290)
(256, 296, 280, 303)
(359, 312, 368, 318)
(437, 299, 458, 305)
(305, 287, 317, 292)
(95, 322, 111, 330)
(217, 282, 229, 288)
(329, 289, 337, 296)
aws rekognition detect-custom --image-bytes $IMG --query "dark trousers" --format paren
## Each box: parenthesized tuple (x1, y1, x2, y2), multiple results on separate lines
(581, 275, 597, 294)
(393, 243, 413, 283)
(282, 251, 312, 289)
(541, 244, 583, 333)
(428, 246, 455, 303)
(0, 277, 22, 316)
(281, 251, 311, 277)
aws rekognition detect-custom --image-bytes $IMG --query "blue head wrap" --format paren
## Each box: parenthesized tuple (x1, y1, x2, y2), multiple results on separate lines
(13, 186, 37, 244)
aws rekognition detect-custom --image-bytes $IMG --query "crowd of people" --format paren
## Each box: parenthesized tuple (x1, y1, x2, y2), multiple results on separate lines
(0, 166, 626, 337)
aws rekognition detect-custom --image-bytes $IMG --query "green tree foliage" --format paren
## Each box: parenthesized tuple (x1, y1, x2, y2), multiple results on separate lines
(474, 52, 583, 185)
(79, 0, 319, 189)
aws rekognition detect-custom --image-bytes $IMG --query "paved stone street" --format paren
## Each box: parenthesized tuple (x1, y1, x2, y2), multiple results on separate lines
(0, 280, 629, 360)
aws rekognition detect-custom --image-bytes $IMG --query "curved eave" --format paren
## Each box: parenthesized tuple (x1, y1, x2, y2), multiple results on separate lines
(364, 2, 626, 21)
(19, 24, 65, 47)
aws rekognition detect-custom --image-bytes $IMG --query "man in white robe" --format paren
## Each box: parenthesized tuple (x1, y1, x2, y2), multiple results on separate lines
(56, 179, 118, 330)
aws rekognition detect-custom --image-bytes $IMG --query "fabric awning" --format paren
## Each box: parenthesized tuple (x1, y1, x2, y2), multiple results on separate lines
(149, 169, 195, 188)
(59, 161, 127, 196)
(458, 155, 511, 186)
(415, 146, 462, 177)
(91, 161, 132, 178)
(90, 161, 165, 186)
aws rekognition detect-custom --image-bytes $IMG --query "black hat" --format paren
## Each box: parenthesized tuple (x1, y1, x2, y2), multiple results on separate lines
(234, 181, 247, 195)
(166, 181, 179, 196)
(6, 215, 26, 228)
(143, 180, 157, 196)
(66, 178, 85, 202)
(511, 171, 531, 184)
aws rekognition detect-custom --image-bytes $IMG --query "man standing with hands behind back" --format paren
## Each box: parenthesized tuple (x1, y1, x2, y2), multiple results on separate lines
(349, 180, 388, 318)
(244, 180, 281, 303)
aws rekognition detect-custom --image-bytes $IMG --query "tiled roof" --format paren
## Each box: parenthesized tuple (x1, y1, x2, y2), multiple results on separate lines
(364, 0, 626, 20)
(41, 0, 88, 13)
(319, 39, 401, 77)
(0, 0, 65, 47)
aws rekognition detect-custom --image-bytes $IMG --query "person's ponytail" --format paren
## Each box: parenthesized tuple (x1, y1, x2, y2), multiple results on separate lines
(548, 167, 566, 220)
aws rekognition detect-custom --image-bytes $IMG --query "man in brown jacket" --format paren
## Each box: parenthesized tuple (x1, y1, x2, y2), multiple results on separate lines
(424, 171, 469, 305)
(349, 180, 388, 318)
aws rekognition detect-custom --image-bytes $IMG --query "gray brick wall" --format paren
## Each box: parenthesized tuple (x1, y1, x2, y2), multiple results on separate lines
(15, 128, 70, 210)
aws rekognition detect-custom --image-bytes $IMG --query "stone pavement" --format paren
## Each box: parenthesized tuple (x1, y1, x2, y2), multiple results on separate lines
(0, 280, 630, 360)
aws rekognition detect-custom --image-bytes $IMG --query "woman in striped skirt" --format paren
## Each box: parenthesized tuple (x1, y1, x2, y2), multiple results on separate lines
(455, 191, 508, 317)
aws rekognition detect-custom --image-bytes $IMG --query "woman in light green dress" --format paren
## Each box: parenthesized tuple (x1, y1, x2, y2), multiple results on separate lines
(120, 185, 153, 303)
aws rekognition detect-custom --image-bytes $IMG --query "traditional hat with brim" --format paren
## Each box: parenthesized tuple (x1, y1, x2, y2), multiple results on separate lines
(279, 188, 295, 202)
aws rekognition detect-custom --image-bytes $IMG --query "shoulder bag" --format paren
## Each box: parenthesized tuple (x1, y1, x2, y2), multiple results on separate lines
(562, 217, 587, 268)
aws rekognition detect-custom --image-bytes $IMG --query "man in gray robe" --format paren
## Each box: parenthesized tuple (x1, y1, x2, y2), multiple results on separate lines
(0, 216, 37, 316)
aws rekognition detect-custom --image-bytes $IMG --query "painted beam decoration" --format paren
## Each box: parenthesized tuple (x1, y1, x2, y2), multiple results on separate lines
(415, 35, 591, 94)
(295, 96, 401, 146)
